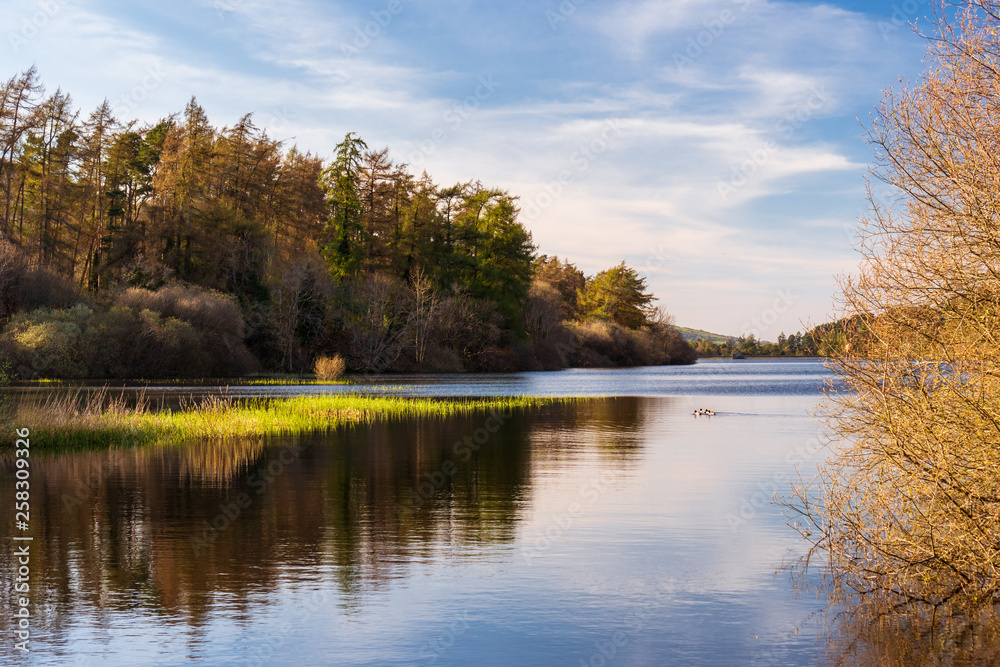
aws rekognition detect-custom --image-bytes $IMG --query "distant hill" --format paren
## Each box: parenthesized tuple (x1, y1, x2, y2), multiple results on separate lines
(675, 327, 735, 344)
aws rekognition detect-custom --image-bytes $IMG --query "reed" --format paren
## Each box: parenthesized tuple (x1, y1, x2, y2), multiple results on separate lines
(15, 389, 565, 451)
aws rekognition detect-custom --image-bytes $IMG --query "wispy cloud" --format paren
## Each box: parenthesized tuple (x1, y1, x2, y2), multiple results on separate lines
(1, 0, 928, 334)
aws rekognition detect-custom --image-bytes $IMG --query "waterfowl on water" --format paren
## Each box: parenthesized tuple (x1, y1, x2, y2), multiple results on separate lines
(693, 409, 717, 417)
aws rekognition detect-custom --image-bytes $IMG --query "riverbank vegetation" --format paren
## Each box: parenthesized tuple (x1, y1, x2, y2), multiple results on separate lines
(0, 71, 693, 379)
(689, 320, 850, 358)
(787, 0, 1000, 613)
(15, 388, 562, 451)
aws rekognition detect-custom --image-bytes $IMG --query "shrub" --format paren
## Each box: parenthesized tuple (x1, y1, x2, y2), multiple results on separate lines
(0, 239, 29, 319)
(3, 305, 92, 378)
(116, 284, 244, 338)
(565, 318, 696, 368)
(314, 354, 345, 381)
(0, 240, 77, 319)
(340, 274, 410, 372)
(115, 284, 258, 376)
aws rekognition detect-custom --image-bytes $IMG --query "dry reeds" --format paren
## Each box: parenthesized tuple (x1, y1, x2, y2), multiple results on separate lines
(14, 387, 564, 451)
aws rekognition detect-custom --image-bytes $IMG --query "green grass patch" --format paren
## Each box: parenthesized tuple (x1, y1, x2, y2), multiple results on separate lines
(243, 378, 349, 386)
(16, 390, 565, 451)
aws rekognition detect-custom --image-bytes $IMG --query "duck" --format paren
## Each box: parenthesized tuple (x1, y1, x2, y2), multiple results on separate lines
(692, 409, 716, 417)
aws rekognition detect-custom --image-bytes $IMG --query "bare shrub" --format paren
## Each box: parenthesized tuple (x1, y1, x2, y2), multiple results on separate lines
(406, 266, 439, 367)
(314, 354, 345, 380)
(434, 293, 502, 371)
(16, 267, 78, 311)
(275, 260, 331, 372)
(0, 240, 77, 319)
(568, 320, 638, 367)
(421, 343, 464, 373)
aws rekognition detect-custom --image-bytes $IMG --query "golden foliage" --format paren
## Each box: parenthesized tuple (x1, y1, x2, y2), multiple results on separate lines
(788, 1, 1000, 607)
(314, 354, 346, 381)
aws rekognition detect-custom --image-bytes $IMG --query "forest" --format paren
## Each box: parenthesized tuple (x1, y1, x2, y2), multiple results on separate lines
(0, 67, 695, 379)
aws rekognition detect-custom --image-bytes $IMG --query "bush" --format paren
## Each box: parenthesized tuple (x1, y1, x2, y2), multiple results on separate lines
(115, 284, 258, 376)
(0, 240, 78, 319)
(116, 284, 244, 338)
(2, 305, 92, 378)
(81, 307, 203, 378)
(0, 284, 260, 379)
(525, 279, 575, 370)
(0, 240, 30, 319)
(314, 354, 345, 381)
(565, 318, 696, 368)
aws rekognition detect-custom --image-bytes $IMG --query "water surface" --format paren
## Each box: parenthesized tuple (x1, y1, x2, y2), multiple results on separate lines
(1, 360, 833, 665)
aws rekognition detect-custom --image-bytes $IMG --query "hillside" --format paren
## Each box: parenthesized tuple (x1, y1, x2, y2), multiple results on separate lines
(675, 327, 735, 344)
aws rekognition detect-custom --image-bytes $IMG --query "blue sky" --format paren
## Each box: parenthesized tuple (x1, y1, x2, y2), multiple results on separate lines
(2, 0, 931, 336)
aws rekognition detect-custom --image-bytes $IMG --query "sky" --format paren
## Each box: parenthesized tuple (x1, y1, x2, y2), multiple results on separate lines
(0, 0, 931, 337)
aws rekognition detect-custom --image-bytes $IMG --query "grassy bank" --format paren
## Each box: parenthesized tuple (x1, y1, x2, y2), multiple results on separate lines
(15, 390, 563, 451)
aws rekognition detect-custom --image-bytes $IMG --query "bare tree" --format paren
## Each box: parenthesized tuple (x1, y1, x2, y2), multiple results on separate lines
(347, 273, 409, 372)
(787, 1, 1000, 608)
(406, 266, 438, 366)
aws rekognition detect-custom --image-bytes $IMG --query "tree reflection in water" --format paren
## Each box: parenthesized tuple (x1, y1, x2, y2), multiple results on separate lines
(789, 556, 1000, 666)
(0, 398, 648, 633)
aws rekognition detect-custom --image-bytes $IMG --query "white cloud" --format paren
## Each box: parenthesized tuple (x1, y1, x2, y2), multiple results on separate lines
(0, 0, 926, 332)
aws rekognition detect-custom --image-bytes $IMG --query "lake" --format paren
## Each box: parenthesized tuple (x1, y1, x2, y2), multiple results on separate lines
(1, 359, 837, 665)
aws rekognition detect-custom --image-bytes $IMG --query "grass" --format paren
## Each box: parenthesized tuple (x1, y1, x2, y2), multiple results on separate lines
(243, 378, 349, 386)
(15, 388, 564, 451)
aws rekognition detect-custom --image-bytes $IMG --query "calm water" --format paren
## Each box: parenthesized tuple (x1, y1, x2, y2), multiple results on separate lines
(1, 360, 837, 665)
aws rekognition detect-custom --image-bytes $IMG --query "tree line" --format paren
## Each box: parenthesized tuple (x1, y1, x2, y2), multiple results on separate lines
(691, 322, 847, 358)
(0, 67, 694, 378)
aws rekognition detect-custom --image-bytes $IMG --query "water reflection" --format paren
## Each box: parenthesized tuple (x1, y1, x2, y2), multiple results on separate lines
(0, 400, 645, 650)
(821, 597, 1000, 666)
(0, 385, 899, 665)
